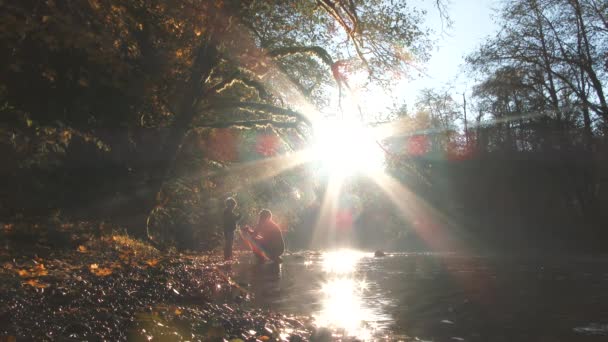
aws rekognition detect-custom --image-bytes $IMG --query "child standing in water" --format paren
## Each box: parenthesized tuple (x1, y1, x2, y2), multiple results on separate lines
(223, 197, 241, 260)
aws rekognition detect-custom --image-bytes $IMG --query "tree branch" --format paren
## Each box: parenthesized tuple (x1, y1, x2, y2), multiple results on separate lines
(269, 46, 334, 66)
(195, 119, 299, 129)
(209, 72, 271, 100)
(212, 101, 312, 126)
(317, 0, 369, 70)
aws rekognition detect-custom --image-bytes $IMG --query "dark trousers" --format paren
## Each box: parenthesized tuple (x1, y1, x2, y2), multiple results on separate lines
(223, 230, 234, 260)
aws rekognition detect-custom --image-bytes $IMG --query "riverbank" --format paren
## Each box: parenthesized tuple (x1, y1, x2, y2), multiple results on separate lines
(0, 232, 315, 341)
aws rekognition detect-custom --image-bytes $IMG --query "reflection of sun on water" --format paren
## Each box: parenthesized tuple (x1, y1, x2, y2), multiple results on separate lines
(314, 249, 378, 339)
(321, 249, 366, 274)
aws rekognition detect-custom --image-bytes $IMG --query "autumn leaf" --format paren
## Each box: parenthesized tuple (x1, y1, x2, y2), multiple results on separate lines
(33, 263, 48, 276)
(90, 264, 113, 276)
(23, 279, 49, 288)
(145, 259, 159, 267)
(15, 263, 47, 277)
(95, 268, 113, 276)
(77, 245, 88, 253)
(174, 308, 182, 316)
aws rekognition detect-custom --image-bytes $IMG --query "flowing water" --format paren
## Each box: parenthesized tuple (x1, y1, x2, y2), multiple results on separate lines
(232, 250, 608, 341)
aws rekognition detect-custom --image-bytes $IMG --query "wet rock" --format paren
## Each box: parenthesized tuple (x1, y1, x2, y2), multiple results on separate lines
(311, 327, 332, 342)
(289, 334, 304, 342)
(374, 250, 386, 257)
(62, 322, 91, 339)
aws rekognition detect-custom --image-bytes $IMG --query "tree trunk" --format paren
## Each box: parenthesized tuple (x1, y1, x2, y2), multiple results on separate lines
(570, 0, 608, 126)
(140, 36, 219, 242)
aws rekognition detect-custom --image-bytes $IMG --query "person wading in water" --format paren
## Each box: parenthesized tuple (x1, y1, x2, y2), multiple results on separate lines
(245, 209, 285, 263)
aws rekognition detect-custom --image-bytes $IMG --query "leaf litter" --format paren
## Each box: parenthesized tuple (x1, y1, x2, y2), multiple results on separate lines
(0, 234, 314, 341)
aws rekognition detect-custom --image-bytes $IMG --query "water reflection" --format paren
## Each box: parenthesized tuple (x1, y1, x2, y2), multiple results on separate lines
(321, 249, 366, 274)
(314, 249, 381, 339)
(233, 249, 392, 339)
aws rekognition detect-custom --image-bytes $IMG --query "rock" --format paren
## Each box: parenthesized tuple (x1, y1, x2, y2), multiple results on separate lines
(289, 334, 304, 342)
(374, 250, 386, 257)
(311, 327, 332, 342)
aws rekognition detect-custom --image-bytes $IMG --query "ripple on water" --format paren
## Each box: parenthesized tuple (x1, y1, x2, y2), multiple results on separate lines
(574, 323, 608, 336)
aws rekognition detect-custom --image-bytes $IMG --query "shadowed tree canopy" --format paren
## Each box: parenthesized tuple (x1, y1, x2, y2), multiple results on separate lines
(0, 0, 439, 246)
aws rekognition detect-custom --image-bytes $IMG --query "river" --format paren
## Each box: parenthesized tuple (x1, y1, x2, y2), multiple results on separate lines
(231, 250, 608, 341)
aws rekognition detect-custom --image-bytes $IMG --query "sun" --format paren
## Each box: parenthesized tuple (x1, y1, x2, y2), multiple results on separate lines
(312, 118, 385, 177)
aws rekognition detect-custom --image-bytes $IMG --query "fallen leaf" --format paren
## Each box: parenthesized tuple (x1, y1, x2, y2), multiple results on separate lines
(33, 264, 48, 276)
(77, 245, 87, 253)
(17, 269, 30, 277)
(90, 263, 99, 270)
(146, 259, 159, 267)
(23, 279, 49, 288)
(174, 308, 182, 316)
(91, 267, 113, 276)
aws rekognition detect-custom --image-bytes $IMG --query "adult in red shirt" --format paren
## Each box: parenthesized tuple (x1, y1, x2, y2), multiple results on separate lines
(251, 209, 285, 263)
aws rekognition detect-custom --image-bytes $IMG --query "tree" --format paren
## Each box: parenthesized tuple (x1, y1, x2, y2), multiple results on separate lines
(466, 0, 608, 224)
(415, 88, 462, 154)
(467, 0, 608, 148)
(0, 0, 441, 247)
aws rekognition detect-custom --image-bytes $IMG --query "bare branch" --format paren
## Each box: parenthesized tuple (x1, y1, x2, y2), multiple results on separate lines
(315, 0, 370, 71)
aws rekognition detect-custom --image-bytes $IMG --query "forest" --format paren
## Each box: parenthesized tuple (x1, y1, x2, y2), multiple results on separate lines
(1, 0, 608, 341)
(1, 0, 606, 253)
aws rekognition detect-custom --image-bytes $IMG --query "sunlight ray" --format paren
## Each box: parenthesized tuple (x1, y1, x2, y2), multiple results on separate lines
(370, 172, 458, 252)
(215, 10, 323, 125)
(372, 110, 549, 142)
(220, 149, 315, 188)
(311, 174, 344, 248)
(370, 173, 498, 304)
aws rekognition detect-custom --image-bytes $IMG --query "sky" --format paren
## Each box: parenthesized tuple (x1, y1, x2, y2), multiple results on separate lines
(323, 0, 502, 122)
(403, 0, 501, 101)
(354, 0, 502, 120)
